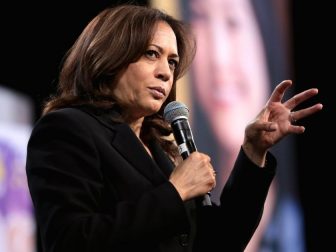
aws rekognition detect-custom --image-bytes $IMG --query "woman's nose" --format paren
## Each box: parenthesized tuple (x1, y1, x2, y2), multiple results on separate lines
(155, 60, 171, 82)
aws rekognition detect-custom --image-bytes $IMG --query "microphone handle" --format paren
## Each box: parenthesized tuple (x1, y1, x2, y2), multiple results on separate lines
(172, 120, 212, 206)
(180, 149, 212, 207)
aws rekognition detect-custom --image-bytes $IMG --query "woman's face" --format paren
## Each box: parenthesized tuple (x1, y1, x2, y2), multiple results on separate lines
(113, 21, 179, 120)
(190, 0, 270, 148)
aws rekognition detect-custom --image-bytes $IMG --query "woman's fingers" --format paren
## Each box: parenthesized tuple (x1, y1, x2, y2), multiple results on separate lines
(289, 103, 323, 123)
(267, 80, 292, 103)
(284, 88, 320, 110)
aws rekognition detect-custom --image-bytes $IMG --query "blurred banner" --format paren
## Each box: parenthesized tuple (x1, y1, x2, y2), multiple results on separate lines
(0, 86, 36, 252)
(151, 1, 305, 251)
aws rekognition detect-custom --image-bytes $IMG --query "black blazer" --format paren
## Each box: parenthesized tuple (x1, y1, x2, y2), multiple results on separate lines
(26, 106, 276, 252)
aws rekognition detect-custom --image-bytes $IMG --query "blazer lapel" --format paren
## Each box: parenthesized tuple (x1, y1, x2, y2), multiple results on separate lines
(149, 140, 175, 178)
(112, 124, 168, 185)
(80, 106, 167, 186)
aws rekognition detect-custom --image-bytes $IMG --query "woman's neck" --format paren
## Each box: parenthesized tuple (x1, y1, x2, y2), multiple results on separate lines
(127, 117, 144, 138)
(127, 116, 153, 158)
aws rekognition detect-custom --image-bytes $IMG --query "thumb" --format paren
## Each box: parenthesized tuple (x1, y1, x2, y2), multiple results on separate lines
(250, 121, 277, 132)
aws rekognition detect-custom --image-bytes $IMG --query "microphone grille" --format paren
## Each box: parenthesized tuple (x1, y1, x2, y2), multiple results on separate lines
(163, 101, 189, 124)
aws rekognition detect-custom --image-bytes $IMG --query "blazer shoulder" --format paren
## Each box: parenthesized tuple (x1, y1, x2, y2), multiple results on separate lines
(33, 107, 122, 136)
(35, 107, 101, 126)
(32, 107, 98, 134)
(41, 107, 90, 119)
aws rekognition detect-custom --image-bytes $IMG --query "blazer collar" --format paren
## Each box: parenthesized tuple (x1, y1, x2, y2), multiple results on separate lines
(149, 140, 174, 178)
(79, 106, 172, 185)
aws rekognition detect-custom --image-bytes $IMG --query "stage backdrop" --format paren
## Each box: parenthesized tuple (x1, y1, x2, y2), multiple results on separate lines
(150, 1, 305, 251)
(0, 85, 36, 252)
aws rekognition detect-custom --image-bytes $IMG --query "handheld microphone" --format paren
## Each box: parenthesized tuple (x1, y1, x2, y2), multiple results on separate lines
(163, 101, 212, 206)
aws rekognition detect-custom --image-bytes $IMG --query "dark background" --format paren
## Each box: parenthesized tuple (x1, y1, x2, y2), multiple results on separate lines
(292, 2, 333, 251)
(0, 1, 333, 251)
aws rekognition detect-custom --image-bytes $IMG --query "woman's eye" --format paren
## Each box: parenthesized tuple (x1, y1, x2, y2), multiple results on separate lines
(168, 59, 178, 69)
(146, 50, 159, 58)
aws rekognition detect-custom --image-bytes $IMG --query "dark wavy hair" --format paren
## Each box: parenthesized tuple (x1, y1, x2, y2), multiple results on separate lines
(42, 4, 196, 158)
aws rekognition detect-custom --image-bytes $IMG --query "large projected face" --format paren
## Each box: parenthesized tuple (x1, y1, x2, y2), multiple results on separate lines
(190, 0, 270, 149)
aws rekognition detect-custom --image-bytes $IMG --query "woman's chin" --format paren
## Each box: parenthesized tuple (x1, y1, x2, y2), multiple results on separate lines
(142, 104, 162, 117)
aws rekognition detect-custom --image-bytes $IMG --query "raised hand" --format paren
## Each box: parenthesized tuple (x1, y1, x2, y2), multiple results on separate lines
(242, 80, 323, 166)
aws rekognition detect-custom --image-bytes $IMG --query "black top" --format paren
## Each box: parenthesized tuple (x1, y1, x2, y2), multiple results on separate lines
(26, 106, 276, 252)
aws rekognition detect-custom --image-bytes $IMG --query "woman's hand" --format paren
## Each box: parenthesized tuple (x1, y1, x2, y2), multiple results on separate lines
(169, 152, 216, 201)
(242, 80, 323, 167)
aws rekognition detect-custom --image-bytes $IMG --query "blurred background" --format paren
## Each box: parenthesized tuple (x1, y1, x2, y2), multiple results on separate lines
(0, 0, 333, 251)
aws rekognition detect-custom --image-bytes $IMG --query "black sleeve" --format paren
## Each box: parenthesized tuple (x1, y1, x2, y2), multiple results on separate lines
(26, 110, 190, 252)
(194, 147, 276, 251)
